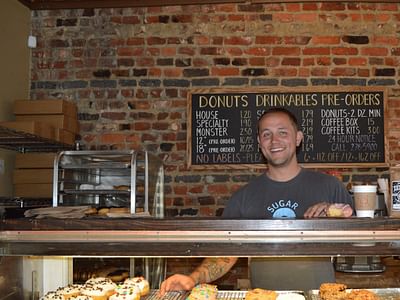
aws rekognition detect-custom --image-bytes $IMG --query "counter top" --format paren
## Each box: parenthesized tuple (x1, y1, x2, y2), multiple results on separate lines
(1, 217, 400, 257)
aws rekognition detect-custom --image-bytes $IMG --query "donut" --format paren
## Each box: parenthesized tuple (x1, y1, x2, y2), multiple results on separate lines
(109, 284, 141, 300)
(124, 276, 150, 296)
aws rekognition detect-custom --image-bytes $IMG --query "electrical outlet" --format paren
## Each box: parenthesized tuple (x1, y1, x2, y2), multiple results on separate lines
(0, 159, 4, 175)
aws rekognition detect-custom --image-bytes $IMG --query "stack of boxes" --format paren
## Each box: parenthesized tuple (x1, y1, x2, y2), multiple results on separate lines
(2, 99, 79, 198)
(13, 99, 78, 145)
(13, 153, 56, 198)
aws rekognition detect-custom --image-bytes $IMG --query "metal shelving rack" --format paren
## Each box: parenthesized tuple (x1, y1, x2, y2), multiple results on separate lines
(0, 125, 74, 152)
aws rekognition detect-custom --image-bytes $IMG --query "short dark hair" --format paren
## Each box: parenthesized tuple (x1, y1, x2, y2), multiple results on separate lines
(257, 107, 299, 133)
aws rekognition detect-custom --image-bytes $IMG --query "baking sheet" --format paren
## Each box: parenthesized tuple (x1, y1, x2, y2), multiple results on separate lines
(147, 290, 307, 300)
(308, 288, 400, 300)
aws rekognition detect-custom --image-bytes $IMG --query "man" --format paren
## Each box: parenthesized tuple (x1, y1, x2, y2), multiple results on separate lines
(159, 107, 353, 295)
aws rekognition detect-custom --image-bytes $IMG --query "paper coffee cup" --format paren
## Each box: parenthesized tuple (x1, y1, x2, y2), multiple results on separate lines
(356, 210, 375, 218)
(353, 185, 377, 218)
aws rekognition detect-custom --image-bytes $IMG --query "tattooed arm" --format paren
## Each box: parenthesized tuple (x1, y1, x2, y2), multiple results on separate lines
(189, 257, 238, 285)
(159, 257, 238, 296)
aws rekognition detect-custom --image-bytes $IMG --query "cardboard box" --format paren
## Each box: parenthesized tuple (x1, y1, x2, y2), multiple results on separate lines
(14, 99, 77, 118)
(15, 153, 56, 169)
(55, 129, 76, 145)
(0, 121, 55, 140)
(13, 169, 53, 184)
(14, 183, 53, 198)
(16, 114, 79, 133)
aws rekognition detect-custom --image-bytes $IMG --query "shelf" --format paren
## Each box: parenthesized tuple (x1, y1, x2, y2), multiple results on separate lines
(0, 125, 74, 152)
(1, 218, 400, 256)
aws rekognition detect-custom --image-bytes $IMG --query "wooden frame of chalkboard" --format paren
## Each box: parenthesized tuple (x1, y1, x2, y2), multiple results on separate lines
(187, 87, 388, 169)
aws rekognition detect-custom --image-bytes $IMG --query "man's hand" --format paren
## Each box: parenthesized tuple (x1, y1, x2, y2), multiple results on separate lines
(304, 202, 353, 218)
(159, 274, 196, 297)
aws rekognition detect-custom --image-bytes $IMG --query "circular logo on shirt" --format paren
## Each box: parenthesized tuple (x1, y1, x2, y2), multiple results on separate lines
(272, 207, 296, 219)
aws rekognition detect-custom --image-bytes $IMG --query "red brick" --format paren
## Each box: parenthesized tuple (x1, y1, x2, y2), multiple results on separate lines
(294, 13, 317, 22)
(179, 47, 196, 56)
(255, 36, 281, 44)
(361, 47, 389, 56)
(161, 47, 177, 56)
(174, 185, 188, 195)
(137, 57, 155, 66)
(272, 68, 297, 76)
(303, 3, 318, 10)
(312, 36, 341, 45)
(249, 57, 265, 66)
(311, 67, 328, 76)
(189, 185, 205, 194)
(207, 184, 229, 194)
(332, 47, 358, 55)
(330, 67, 357, 76)
(134, 122, 151, 131)
(211, 67, 239, 76)
(274, 13, 294, 22)
(228, 14, 245, 21)
(372, 36, 399, 46)
(303, 47, 330, 55)
(358, 69, 370, 77)
(286, 3, 301, 12)
(298, 68, 310, 76)
(127, 38, 145, 46)
(194, 36, 210, 45)
(317, 57, 331, 65)
(226, 47, 243, 56)
(164, 68, 182, 77)
(272, 47, 300, 55)
(149, 68, 161, 76)
(224, 36, 252, 45)
(101, 133, 126, 144)
(246, 47, 271, 56)
(349, 57, 367, 66)
(122, 16, 140, 24)
(117, 47, 144, 56)
(266, 57, 280, 67)
(302, 57, 315, 66)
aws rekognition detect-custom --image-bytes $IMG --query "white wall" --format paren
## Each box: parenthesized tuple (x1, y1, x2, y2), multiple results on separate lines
(0, 0, 31, 196)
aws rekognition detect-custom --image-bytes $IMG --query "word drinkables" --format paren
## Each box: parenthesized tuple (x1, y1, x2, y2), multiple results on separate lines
(190, 90, 385, 167)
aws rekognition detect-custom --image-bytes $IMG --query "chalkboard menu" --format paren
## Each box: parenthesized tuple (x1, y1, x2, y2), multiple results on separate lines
(188, 88, 388, 168)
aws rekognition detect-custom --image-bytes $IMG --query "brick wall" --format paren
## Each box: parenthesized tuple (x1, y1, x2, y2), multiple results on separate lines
(30, 2, 400, 218)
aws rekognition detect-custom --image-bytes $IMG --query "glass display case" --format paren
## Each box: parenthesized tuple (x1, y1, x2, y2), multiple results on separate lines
(1, 218, 400, 299)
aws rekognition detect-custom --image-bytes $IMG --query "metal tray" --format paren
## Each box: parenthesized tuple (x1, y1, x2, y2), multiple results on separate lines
(147, 290, 308, 300)
(308, 288, 400, 300)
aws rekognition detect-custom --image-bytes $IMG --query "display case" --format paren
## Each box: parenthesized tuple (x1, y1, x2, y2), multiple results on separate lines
(52, 150, 164, 215)
(1, 218, 400, 299)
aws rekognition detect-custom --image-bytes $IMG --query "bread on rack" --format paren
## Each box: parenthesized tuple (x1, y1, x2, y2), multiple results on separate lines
(319, 283, 347, 300)
(245, 288, 277, 300)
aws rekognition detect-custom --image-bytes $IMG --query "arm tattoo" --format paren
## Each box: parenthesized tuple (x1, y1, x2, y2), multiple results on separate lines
(190, 257, 237, 285)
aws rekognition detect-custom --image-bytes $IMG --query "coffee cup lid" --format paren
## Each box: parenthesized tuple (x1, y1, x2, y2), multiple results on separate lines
(353, 185, 377, 193)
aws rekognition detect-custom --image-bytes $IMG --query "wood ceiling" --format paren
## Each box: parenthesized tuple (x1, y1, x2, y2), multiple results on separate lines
(19, 0, 398, 10)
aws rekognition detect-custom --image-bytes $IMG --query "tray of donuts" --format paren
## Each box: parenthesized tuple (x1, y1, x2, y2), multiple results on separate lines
(308, 283, 400, 300)
(40, 276, 150, 300)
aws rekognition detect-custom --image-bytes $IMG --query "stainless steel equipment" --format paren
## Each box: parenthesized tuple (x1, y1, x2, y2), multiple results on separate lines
(52, 150, 164, 215)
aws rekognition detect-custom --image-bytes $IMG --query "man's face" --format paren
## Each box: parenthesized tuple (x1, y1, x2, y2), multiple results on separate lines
(257, 112, 303, 168)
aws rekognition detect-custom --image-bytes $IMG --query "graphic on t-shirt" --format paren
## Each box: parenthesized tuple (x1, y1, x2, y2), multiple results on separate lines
(267, 199, 299, 218)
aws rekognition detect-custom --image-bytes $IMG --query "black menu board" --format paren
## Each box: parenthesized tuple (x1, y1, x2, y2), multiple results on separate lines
(188, 88, 387, 169)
